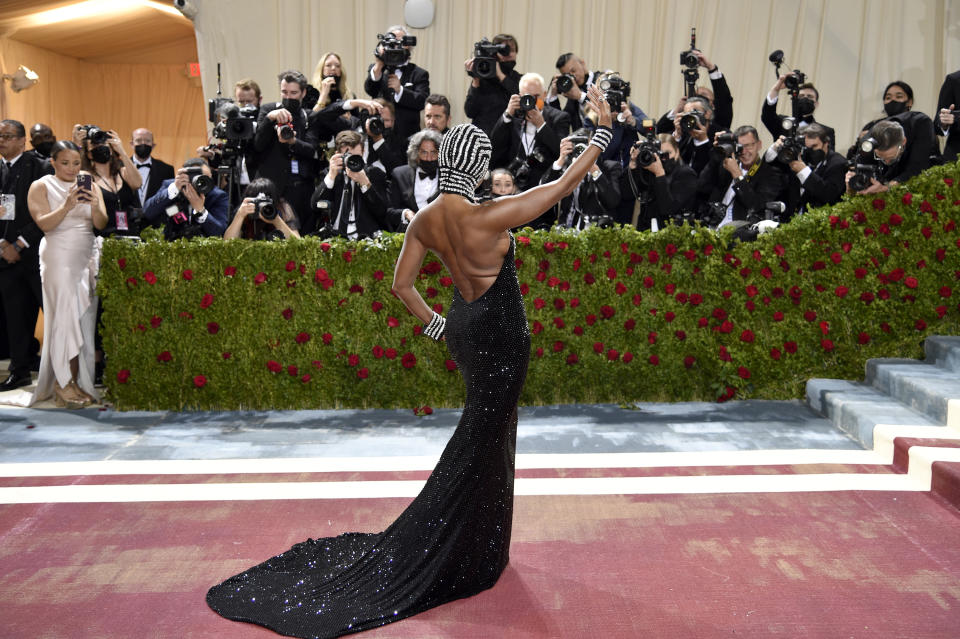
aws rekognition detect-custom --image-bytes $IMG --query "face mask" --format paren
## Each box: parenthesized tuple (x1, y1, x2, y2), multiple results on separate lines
(91, 145, 112, 164)
(884, 100, 908, 117)
(499, 60, 516, 74)
(661, 158, 678, 173)
(134, 144, 153, 159)
(795, 97, 815, 118)
(418, 159, 438, 178)
(281, 97, 302, 112)
(801, 147, 825, 166)
(33, 141, 54, 157)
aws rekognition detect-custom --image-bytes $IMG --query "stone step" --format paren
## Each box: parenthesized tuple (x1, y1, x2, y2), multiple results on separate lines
(865, 358, 960, 427)
(924, 335, 960, 373)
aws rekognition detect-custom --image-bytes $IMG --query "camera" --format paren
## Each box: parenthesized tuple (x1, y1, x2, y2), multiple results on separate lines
(848, 137, 882, 192)
(182, 166, 214, 195)
(713, 132, 743, 160)
(507, 149, 548, 187)
(633, 119, 663, 167)
(376, 32, 417, 70)
(598, 73, 630, 113)
(556, 73, 576, 94)
(81, 125, 109, 145)
(250, 193, 277, 220)
(212, 103, 257, 141)
(366, 114, 385, 136)
(514, 94, 537, 118)
(776, 117, 804, 163)
(784, 70, 806, 92)
(680, 27, 700, 97)
(679, 109, 706, 133)
(277, 122, 295, 141)
(342, 153, 365, 173)
(563, 134, 590, 167)
(471, 38, 510, 80)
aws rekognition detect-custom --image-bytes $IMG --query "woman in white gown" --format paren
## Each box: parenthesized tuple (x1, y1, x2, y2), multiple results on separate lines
(27, 141, 107, 408)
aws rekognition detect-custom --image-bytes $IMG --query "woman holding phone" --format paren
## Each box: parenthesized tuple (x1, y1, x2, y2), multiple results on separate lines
(26, 140, 106, 408)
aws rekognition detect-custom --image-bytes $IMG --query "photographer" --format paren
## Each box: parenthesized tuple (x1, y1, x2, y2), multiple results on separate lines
(698, 125, 786, 229)
(252, 70, 321, 231)
(423, 94, 451, 135)
(311, 130, 393, 239)
(143, 158, 228, 240)
(387, 129, 442, 227)
(936, 70, 960, 162)
(546, 53, 599, 131)
(364, 25, 430, 142)
(851, 81, 937, 185)
(490, 72, 570, 192)
(762, 74, 834, 148)
(657, 49, 734, 133)
(224, 178, 300, 240)
(463, 34, 522, 135)
(75, 124, 142, 237)
(130, 127, 174, 205)
(765, 123, 846, 220)
(623, 134, 698, 231)
(582, 71, 648, 167)
(312, 52, 354, 112)
(671, 96, 716, 175)
(364, 98, 406, 176)
(846, 119, 934, 195)
(540, 130, 621, 230)
(26, 123, 56, 162)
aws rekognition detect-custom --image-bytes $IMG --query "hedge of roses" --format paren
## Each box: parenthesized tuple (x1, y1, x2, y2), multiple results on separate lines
(99, 162, 960, 411)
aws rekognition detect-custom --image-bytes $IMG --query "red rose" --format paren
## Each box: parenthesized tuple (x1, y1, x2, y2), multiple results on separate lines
(861, 292, 875, 304)
(607, 349, 619, 361)
(182, 269, 193, 280)
(193, 375, 207, 388)
(940, 286, 953, 298)
(804, 310, 817, 322)
(593, 342, 604, 354)
(150, 315, 162, 329)
(622, 352, 634, 363)
(606, 267, 617, 280)
(904, 277, 919, 289)
(858, 332, 871, 344)
(222, 352, 231, 359)
(254, 272, 267, 285)
(357, 367, 369, 379)
(888, 213, 903, 226)
(773, 311, 784, 322)
(615, 282, 627, 295)
(224, 266, 237, 277)
(295, 332, 311, 344)
(718, 320, 733, 333)
(445, 359, 458, 371)
(770, 348, 782, 361)
(643, 276, 655, 288)
(282, 307, 294, 320)
(517, 235, 530, 245)
(348, 354, 360, 367)
(683, 355, 695, 368)
(321, 333, 333, 345)
(573, 325, 584, 335)
(647, 332, 657, 344)
(821, 338, 835, 351)
(718, 346, 732, 362)
(553, 341, 565, 352)
(902, 192, 913, 205)
(675, 330, 686, 341)
(401, 352, 417, 369)
(267, 360, 282, 373)
(649, 354, 660, 365)
(342, 251, 353, 262)
(872, 198, 886, 211)
(386, 316, 399, 328)
(300, 374, 311, 384)
(624, 318, 636, 331)
(207, 322, 219, 334)
(372, 345, 385, 359)
(535, 347, 544, 358)
(117, 369, 131, 383)
(835, 286, 849, 298)
(690, 293, 703, 306)
(385, 348, 397, 359)
(142, 271, 157, 285)
(740, 329, 755, 343)
(552, 317, 565, 329)
(600, 305, 615, 319)
(820, 321, 830, 335)
(784, 341, 798, 354)
(915, 319, 927, 331)
(553, 298, 565, 310)
(157, 351, 172, 362)
(371, 301, 384, 312)
(117, 258, 127, 269)
(350, 284, 365, 294)
(738, 366, 751, 379)
(566, 353, 579, 365)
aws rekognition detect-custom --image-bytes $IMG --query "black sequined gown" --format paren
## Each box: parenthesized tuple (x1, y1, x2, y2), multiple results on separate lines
(207, 234, 530, 638)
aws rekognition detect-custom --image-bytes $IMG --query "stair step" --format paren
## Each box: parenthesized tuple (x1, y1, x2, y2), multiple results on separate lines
(925, 335, 960, 373)
(866, 359, 960, 426)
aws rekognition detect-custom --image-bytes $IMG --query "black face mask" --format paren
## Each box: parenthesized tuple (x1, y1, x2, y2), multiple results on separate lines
(499, 60, 516, 75)
(884, 100, 909, 117)
(661, 158, 678, 173)
(281, 97, 302, 112)
(33, 141, 54, 157)
(418, 159, 438, 178)
(134, 144, 153, 159)
(801, 147, 826, 166)
(794, 97, 816, 118)
(91, 145, 112, 164)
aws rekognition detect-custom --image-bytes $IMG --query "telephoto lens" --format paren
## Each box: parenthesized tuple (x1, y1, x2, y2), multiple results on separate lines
(556, 74, 575, 94)
(344, 153, 365, 172)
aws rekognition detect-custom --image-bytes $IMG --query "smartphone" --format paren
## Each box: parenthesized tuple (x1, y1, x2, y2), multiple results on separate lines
(76, 174, 92, 191)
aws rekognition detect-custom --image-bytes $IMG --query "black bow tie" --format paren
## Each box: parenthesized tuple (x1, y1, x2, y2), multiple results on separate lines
(418, 171, 436, 181)
(137, 162, 151, 169)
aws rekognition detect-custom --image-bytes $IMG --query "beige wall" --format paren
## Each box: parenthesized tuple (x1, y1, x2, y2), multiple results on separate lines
(0, 37, 207, 170)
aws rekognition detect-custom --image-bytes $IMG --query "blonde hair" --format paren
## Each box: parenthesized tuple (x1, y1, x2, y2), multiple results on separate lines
(312, 52, 353, 109)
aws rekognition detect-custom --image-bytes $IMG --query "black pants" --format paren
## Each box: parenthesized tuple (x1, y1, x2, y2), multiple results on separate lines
(0, 256, 42, 376)
(285, 179, 316, 235)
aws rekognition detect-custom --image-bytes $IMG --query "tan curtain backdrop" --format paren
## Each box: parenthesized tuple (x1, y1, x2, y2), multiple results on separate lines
(193, 0, 958, 152)
(0, 37, 206, 171)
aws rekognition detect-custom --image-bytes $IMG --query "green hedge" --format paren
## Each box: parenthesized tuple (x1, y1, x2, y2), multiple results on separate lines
(99, 162, 960, 411)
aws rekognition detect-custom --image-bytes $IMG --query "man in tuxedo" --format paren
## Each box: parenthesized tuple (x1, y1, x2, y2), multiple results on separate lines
(311, 130, 395, 238)
(463, 33, 522, 136)
(490, 72, 571, 192)
(766, 123, 846, 220)
(142, 158, 229, 239)
(130, 128, 175, 206)
(936, 70, 960, 162)
(847, 117, 936, 194)
(364, 25, 430, 142)
(26, 123, 56, 162)
(387, 129, 442, 229)
(541, 131, 622, 230)
(672, 96, 718, 176)
(698, 125, 786, 228)
(656, 49, 734, 133)
(252, 70, 321, 233)
(0, 119, 52, 390)
(423, 94, 451, 135)
(546, 52, 600, 131)
(365, 98, 406, 177)
(762, 75, 835, 149)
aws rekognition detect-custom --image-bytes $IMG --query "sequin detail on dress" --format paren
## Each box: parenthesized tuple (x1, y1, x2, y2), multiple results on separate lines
(206, 234, 530, 638)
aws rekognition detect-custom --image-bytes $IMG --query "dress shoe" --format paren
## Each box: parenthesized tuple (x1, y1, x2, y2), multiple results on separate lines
(0, 372, 32, 392)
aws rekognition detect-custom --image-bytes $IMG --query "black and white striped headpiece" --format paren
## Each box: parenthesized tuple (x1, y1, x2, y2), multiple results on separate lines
(438, 123, 491, 201)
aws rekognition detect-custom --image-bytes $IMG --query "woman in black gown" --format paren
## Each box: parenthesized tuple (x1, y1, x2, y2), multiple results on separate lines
(206, 87, 613, 638)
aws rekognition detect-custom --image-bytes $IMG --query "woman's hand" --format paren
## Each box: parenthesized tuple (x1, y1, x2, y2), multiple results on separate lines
(586, 85, 612, 128)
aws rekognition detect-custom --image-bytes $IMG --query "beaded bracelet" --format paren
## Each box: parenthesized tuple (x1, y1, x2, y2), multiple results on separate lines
(423, 311, 446, 341)
(589, 126, 613, 152)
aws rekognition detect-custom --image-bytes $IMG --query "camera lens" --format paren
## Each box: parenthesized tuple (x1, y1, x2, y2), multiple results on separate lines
(557, 74, 574, 94)
(367, 115, 384, 136)
(344, 154, 365, 172)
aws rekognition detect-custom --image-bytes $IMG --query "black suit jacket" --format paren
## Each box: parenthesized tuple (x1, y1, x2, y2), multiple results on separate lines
(541, 159, 622, 229)
(464, 70, 522, 136)
(761, 100, 836, 150)
(656, 71, 735, 133)
(364, 63, 430, 141)
(312, 166, 397, 237)
(1, 153, 53, 269)
(387, 165, 438, 223)
(879, 110, 938, 183)
(699, 157, 787, 222)
(142, 179, 229, 237)
(936, 70, 960, 161)
(782, 150, 847, 220)
(133, 157, 175, 203)
(253, 102, 320, 193)
(490, 105, 571, 190)
(545, 70, 599, 131)
(622, 164, 699, 229)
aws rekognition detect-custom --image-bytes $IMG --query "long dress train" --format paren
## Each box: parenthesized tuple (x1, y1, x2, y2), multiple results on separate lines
(31, 174, 100, 404)
(207, 234, 530, 638)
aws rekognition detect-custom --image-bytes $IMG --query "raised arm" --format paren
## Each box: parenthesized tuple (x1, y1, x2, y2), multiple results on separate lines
(392, 228, 435, 325)
(478, 85, 613, 232)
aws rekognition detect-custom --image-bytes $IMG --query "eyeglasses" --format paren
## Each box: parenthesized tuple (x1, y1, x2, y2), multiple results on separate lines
(0, 134, 23, 140)
(874, 144, 902, 165)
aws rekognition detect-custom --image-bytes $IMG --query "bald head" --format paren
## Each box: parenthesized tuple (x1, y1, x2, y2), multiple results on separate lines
(131, 128, 155, 160)
(29, 123, 55, 157)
